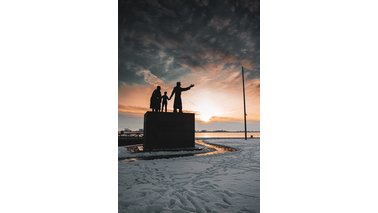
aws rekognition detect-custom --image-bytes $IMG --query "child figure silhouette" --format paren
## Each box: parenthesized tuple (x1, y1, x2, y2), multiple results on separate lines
(161, 91, 169, 112)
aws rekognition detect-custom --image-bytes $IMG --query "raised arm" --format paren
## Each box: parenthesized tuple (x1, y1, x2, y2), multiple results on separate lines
(181, 84, 194, 92)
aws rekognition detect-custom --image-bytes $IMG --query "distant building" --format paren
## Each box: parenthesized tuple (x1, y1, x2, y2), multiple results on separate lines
(139, 129, 143, 132)
(124, 128, 132, 132)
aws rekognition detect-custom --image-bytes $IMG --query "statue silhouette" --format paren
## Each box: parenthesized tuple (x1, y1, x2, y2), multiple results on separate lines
(150, 86, 161, 112)
(169, 82, 194, 113)
(161, 91, 169, 112)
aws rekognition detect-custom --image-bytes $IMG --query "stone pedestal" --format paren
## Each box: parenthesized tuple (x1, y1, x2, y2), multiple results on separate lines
(143, 112, 195, 151)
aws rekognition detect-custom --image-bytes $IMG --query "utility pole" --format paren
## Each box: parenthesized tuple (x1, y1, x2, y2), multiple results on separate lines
(242, 66, 247, 140)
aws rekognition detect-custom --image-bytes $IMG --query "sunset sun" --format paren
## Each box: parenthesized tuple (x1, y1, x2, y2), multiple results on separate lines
(198, 110, 213, 122)
(197, 100, 219, 122)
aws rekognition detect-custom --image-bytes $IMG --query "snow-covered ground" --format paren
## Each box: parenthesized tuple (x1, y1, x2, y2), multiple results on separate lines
(118, 139, 260, 213)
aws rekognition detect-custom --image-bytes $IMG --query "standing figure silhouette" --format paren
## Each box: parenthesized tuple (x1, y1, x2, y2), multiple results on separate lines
(169, 82, 194, 113)
(161, 91, 169, 112)
(150, 86, 161, 112)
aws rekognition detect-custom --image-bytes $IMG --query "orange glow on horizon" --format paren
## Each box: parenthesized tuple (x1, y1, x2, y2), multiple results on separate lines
(119, 80, 259, 123)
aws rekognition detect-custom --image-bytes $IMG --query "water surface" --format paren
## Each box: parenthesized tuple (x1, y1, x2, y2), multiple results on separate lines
(195, 132, 260, 139)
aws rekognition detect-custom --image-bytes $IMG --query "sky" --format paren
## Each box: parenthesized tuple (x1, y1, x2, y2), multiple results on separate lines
(119, 0, 260, 131)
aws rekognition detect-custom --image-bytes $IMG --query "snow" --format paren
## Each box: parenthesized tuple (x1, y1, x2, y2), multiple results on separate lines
(118, 139, 260, 213)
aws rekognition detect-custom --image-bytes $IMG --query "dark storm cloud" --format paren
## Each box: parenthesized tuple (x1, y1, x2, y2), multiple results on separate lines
(119, 0, 260, 85)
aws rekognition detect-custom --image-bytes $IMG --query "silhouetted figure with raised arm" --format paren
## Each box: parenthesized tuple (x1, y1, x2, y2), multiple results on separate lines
(161, 91, 169, 112)
(150, 86, 161, 112)
(169, 82, 194, 113)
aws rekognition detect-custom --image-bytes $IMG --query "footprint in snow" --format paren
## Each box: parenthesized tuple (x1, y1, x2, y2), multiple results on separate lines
(224, 190, 234, 197)
(221, 193, 232, 205)
(176, 193, 188, 206)
(168, 199, 176, 208)
(215, 202, 229, 209)
(197, 181, 210, 186)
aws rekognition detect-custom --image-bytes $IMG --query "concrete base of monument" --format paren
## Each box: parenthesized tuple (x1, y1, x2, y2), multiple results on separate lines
(143, 111, 195, 151)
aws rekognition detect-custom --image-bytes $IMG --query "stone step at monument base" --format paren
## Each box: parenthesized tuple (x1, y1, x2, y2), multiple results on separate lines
(143, 112, 195, 151)
(142, 146, 202, 152)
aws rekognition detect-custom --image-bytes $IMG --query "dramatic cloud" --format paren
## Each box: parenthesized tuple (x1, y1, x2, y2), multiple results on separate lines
(136, 69, 165, 86)
(119, 0, 260, 130)
(119, 104, 150, 115)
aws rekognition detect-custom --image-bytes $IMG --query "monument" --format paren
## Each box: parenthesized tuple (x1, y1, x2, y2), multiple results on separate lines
(143, 112, 195, 151)
(144, 82, 195, 151)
